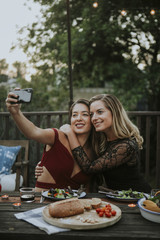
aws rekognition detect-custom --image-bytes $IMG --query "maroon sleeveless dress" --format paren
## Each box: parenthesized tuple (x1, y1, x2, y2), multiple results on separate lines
(35, 128, 90, 189)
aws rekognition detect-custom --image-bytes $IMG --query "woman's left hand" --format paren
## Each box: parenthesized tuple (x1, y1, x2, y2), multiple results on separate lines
(60, 124, 72, 135)
(35, 161, 43, 178)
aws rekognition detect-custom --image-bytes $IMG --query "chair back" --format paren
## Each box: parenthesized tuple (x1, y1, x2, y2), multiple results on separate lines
(0, 140, 29, 191)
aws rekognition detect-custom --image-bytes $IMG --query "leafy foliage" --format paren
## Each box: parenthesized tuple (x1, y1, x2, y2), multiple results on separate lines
(10, 0, 160, 110)
(0, 59, 8, 75)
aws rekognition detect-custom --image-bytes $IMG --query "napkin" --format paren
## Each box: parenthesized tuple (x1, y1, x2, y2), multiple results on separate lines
(14, 206, 70, 235)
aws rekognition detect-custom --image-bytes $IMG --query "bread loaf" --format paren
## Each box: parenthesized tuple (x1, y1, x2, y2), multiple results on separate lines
(91, 198, 102, 209)
(49, 198, 84, 218)
(80, 199, 92, 210)
(80, 198, 102, 210)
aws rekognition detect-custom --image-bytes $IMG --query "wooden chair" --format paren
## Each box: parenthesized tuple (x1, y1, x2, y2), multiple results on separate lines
(0, 140, 29, 191)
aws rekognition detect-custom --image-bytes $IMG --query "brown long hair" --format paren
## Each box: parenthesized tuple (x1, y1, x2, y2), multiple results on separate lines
(69, 98, 95, 153)
(69, 99, 90, 120)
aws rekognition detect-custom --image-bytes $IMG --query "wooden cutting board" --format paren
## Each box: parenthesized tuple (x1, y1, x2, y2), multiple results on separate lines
(42, 201, 121, 230)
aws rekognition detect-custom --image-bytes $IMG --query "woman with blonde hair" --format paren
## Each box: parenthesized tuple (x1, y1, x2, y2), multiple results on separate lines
(60, 94, 151, 193)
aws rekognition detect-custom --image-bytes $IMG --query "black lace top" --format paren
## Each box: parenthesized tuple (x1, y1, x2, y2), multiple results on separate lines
(72, 138, 151, 193)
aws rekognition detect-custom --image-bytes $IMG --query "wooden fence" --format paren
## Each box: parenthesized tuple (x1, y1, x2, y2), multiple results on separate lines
(0, 111, 160, 188)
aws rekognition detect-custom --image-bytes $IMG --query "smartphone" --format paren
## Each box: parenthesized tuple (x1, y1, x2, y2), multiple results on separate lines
(11, 88, 33, 104)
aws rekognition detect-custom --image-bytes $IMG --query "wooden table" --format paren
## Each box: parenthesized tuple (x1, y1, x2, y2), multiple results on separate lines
(0, 192, 160, 240)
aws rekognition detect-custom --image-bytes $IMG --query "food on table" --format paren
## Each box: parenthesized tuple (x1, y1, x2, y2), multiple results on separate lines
(116, 189, 145, 199)
(147, 191, 160, 209)
(96, 203, 117, 218)
(80, 198, 102, 210)
(48, 197, 118, 220)
(47, 187, 75, 199)
(155, 191, 160, 196)
(75, 215, 100, 224)
(80, 199, 92, 210)
(49, 198, 84, 218)
(91, 198, 102, 209)
(143, 200, 160, 213)
(49, 198, 103, 218)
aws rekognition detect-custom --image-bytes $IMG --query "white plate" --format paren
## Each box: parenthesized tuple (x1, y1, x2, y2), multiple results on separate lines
(42, 190, 86, 201)
(138, 198, 160, 223)
(105, 191, 148, 202)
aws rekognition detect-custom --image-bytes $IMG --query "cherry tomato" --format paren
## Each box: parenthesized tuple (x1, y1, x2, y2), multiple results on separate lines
(106, 206, 111, 212)
(96, 204, 117, 218)
(96, 208, 101, 213)
(111, 210, 117, 216)
(99, 211, 104, 217)
(101, 207, 106, 212)
(105, 212, 112, 218)
(105, 204, 111, 208)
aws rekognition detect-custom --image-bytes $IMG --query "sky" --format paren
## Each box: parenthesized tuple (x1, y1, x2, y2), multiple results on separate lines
(0, 0, 41, 80)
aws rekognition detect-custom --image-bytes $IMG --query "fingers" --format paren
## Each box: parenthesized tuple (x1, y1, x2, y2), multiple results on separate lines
(35, 166, 43, 172)
(60, 124, 71, 131)
(6, 92, 18, 106)
(35, 163, 43, 179)
(35, 170, 43, 178)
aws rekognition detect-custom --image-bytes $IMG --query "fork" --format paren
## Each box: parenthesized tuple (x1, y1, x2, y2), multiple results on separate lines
(98, 185, 118, 194)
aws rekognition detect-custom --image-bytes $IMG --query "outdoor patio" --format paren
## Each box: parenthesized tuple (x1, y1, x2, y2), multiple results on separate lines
(0, 110, 160, 189)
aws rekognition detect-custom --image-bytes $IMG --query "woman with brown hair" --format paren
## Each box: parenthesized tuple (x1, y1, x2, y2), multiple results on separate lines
(6, 91, 96, 192)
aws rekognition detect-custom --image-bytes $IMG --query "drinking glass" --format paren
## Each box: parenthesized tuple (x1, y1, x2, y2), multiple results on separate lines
(20, 187, 35, 203)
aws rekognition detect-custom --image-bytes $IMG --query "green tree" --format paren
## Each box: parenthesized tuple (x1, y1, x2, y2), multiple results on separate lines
(16, 0, 160, 110)
(0, 59, 8, 75)
(12, 61, 26, 79)
(0, 59, 9, 83)
(0, 86, 7, 111)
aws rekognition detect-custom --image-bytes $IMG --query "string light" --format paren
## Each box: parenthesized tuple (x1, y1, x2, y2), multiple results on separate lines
(121, 10, 127, 16)
(93, 2, 98, 8)
(150, 9, 156, 15)
(91, 4, 157, 16)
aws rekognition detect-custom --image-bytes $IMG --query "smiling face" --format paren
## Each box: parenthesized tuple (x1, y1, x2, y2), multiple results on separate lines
(70, 103, 92, 135)
(90, 100, 113, 135)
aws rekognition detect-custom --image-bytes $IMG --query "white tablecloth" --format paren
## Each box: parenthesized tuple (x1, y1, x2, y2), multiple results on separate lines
(14, 206, 70, 235)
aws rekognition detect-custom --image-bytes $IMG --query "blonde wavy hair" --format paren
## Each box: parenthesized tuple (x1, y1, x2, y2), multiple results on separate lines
(90, 94, 143, 156)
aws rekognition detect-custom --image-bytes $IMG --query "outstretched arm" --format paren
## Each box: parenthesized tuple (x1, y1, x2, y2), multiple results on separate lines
(6, 91, 55, 145)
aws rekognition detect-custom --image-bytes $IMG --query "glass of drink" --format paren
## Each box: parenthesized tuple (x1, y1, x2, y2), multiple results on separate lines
(20, 187, 35, 203)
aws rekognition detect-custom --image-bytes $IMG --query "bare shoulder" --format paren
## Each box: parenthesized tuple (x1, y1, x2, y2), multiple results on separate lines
(37, 128, 56, 145)
(58, 129, 68, 140)
(57, 129, 72, 150)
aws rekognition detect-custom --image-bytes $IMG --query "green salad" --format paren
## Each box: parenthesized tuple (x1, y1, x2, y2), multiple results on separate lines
(117, 189, 145, 199)
(48, 188, 75, 199)
(149, 194, 160, 207)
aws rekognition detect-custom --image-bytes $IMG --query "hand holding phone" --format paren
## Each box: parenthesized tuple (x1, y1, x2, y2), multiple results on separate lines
(11, 88, 33, 104)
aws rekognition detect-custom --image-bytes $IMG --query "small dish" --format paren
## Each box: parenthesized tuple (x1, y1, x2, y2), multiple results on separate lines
(42, 189, 86, 201)
(138, 198, 160, 223)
